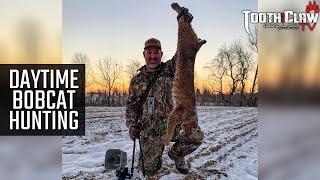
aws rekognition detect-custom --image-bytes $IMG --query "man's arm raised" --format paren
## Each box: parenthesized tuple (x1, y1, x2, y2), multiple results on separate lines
(164, 52, 177, 75)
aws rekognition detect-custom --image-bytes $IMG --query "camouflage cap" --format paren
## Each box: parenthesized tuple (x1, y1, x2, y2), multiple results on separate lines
(144, 38, 161, 50)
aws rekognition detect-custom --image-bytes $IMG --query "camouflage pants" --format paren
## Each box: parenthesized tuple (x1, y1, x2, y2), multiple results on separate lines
(138, 123, 204, 175)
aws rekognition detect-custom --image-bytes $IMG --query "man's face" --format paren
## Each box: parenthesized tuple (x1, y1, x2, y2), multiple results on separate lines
(143, 47, 163, 70)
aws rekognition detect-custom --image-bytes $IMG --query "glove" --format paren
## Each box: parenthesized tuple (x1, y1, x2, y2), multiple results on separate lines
(177, 7, 193, 22)
(129, 123, 141, 141)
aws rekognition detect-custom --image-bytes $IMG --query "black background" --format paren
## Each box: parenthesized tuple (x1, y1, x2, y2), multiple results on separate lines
(0, 64, 85, 136)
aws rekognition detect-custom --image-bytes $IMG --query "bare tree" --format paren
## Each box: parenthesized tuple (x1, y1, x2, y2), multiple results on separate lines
(223, 45, 241, 98)
(96, 57, 121, 105)
(247, 25, 258, 106)
(205, 46, 227, 102)
(231, 41, 252, 106)
(250, 64, 258, 99)
(207, 41, 252, 106)
(206, 44, 238, 105)
(247, 25, 258, 53)
(72, 52, 94, 89)
(126, 59, 142, 79)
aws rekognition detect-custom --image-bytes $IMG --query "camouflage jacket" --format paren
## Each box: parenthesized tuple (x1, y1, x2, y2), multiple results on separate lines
(126, 57, 176, 138)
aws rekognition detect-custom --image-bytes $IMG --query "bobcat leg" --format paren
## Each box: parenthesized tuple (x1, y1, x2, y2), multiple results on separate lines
(185, 120, 198, 135)
(196, 39, 207, 50)
(171, 3, 183, 14)
(165, 109, 181, 145)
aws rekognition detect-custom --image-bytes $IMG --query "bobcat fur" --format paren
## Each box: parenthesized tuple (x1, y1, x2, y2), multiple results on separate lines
(165, 3, 206, 145)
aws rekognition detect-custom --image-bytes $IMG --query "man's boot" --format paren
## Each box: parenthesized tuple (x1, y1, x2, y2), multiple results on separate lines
(168, 152, 190, 174)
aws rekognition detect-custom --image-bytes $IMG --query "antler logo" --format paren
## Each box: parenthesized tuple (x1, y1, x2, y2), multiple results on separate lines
(300, 0, 320, 31)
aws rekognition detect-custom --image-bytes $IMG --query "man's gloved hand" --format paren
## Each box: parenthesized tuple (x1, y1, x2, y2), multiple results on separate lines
(129, 123, 141, 141)
(177, 7, 193, 22)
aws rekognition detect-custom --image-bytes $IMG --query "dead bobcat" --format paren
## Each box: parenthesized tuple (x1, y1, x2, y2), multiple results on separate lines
(165, 3, 206, 145)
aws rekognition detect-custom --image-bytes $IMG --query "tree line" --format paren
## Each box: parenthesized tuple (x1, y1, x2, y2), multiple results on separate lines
(73, 31, 258, 107)
(205, 40, 257, 106)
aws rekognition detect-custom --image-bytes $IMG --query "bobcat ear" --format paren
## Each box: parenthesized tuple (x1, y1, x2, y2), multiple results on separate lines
(197, 39, 207, 49)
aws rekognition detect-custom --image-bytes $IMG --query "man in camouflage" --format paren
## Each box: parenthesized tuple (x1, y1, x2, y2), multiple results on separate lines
(126, 38, 204, 176)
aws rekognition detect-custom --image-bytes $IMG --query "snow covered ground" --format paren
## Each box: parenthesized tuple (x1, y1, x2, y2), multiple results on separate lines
(62, 106, 258, 179)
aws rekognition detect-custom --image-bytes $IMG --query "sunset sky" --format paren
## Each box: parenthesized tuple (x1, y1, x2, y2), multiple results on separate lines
(62, 0, 257, 92)
(2, 1, 317, 93)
